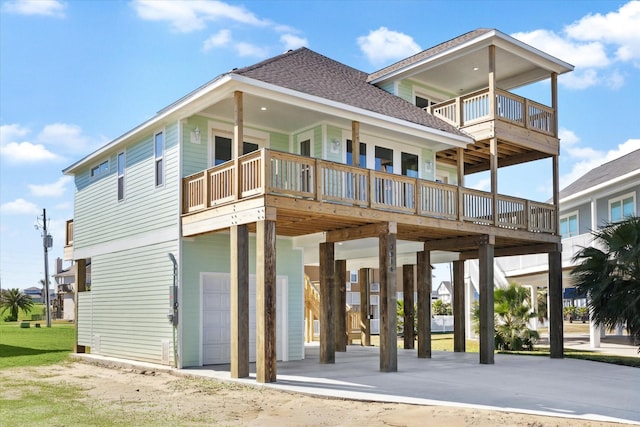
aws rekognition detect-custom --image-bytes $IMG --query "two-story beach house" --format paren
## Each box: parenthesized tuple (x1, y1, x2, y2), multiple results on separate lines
(63, 29, 573, 383)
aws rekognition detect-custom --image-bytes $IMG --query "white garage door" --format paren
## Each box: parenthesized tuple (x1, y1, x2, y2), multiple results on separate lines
(201, 273, 287, 365)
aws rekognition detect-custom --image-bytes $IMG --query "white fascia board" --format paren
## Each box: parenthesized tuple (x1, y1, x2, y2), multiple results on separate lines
(560, 170, 640, 207)
(63, 75, 235, 175)
(371, 29, 573, 86)
(229, 74, 472, 147)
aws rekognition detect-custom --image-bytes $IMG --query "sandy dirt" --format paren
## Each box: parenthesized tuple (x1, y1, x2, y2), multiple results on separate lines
(0, 361, 629, 426)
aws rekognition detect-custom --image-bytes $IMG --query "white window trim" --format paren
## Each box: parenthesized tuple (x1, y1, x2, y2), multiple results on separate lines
(559, 210, 579, 237)
(608, 191, 636, 222)
(90, 159, 109, 180)
(296, 129, 314, 156)
(154, 130, 165, 188)
(117, 151, 126, 202)
(413, 87, 441, 109)
(208, 121, 267, 168)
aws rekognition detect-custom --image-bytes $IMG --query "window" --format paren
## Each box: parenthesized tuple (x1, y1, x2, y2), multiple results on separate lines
(155, 132, 164, 187)
(559, 212, 578, 238)
(609, 193, 635, 222)
(300, 139, 311, 157)
(213, 136, 259, 165)
(415, 95, 436, 109)
(117, 152, 125, 201)
(401, 152, 418, 178)
(90, 160, 109, 178)
(375, 146, 393, 172)
(346, 140, 366, 167)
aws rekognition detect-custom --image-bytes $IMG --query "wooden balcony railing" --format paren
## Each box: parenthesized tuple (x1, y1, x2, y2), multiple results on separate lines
(430, 87, 556, 137)
(183, 149, 557, 234)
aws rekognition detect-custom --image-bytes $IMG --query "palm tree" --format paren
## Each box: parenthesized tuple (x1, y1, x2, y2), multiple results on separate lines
(571, 216, 640, 344)
(471, 282, 539, 351)
(494, 283, 539, 351)
(0, 288, 34, 322)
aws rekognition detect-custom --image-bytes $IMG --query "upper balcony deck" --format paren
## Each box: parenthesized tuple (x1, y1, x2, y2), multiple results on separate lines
(430, 87, 559, 173)
(182, 149, 558, 253)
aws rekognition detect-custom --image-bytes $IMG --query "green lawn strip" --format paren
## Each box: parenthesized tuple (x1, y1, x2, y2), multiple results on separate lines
(0, 323, 75, 369)
(498, 348, 640, 367)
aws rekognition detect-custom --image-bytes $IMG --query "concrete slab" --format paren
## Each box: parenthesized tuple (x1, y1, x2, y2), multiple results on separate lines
(77, 344, 640, 425)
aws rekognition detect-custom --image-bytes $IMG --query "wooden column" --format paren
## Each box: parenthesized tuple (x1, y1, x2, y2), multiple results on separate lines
(453, 260, 466, 353)
(402, 265, 415, 349)
(457, 147, 465, 220)
(488, 45, 496, 120)
(379, 230, 397, 372)
(256, 220, 277, 383)
(490, 137, 498, 225)
(230, 224, 249, 378)
(233, 91, 243, 200)
(359, 267, 371, 346)
(319, 242, 335, 363)
(549, 251, 564, 359)
(352, 121, 360, 167)
(335, 259, 347, 352)
(417, 250, 432, 358)
(479, 239, 495, 364)
(74, 258, 87, 353)
(551, 72, 558, 138)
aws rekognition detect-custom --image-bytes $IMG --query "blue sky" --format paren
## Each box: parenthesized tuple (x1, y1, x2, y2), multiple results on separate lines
(1, 0, 639, 290)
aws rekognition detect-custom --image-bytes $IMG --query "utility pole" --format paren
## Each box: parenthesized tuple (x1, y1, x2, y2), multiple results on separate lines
(36, 209, 52, 328)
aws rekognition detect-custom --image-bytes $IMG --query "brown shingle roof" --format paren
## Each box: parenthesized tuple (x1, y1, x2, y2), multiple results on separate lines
(231, 47, 467, 138)
(559, 149, 640, 199)
(367, 29, 494, 83)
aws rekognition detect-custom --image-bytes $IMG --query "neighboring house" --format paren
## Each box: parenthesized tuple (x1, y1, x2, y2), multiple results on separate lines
(498, 149, 640, 344)
(23, 286, 44, 304)
(52, 257, 92, 321)
(63, 28, 573, 382)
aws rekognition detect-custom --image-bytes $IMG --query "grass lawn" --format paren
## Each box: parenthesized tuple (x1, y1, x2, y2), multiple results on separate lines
(0, 322, 75, 369)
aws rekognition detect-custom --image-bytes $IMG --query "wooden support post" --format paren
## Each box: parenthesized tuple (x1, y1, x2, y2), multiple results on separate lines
(488, 45, 496, 120)
(256, 220, 277, 383)
(230, 224, 249, 378)
(479, 240, 495, 364)
(352, 121, 360, 167)
(359, 267, 371, 346)
(402, 265, 415, 349)
(335, 259, 347, 352)
(319, 242, 335, 363)
(453, 260, 466, 352)
(549, 251, 564, 359)
(233, 91, 243, 200)
(490, 137, 498, 226)
(379, 231, 398, 372)
(551, 72, 558, 138)
(417, 250, 432, 358)
(74, 258, 87, 353)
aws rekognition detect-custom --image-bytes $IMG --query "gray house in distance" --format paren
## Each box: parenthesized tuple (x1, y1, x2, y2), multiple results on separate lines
(63, 28, 573, 383)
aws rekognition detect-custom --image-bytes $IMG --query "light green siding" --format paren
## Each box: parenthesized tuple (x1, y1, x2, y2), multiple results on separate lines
(74, 122, 180, 249)
(181, 232, 304, 367)
(378, 82, 395, 95)
(270, 131, 289, 152)
(325, 125, 343, 163)
(77, 240, 178, 364)
(397, 80, 413, 102)
(182, 116, 209, 176)
(421, 148, 435, 180)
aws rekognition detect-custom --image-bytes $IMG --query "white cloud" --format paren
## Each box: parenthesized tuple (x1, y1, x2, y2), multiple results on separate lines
(469, 177, 491, 192)
(560, 138, 640, 188)
(565, 1, 640, 64)
(235, 42, 269, 58)
(1, 0, 66, 17)
(558, 128, 580, 145)
(132, 0, 268, 33)
(28, 176, 72, 197)
(0, 198, 39, 215)
(0, 141, 61, 162)
(37, 123, 89, 151)
(203, 29, 231, 51)
(358, 27, 421, 65)
(0, 123, 29, 145)
(280, 34, 308, 51)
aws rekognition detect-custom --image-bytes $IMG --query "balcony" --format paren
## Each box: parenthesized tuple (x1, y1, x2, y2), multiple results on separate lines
(182, 149, 556, 241)
(431, 88, 558, 172)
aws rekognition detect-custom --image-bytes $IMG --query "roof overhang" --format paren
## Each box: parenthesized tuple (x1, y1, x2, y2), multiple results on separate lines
(63, 74, 472, 175)
(370, 29, 574, 95)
